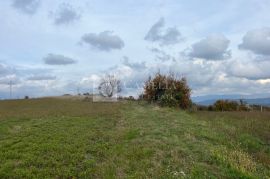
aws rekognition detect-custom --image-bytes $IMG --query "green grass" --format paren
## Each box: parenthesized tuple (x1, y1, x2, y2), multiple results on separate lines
(0, 98, 269, 178)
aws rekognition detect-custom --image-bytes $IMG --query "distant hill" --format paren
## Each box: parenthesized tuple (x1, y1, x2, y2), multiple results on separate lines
(192, 95, 270, 106)
(243, 98, 270, 106)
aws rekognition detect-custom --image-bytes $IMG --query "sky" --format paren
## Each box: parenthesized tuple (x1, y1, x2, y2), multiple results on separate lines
(1, 0, 270, 99)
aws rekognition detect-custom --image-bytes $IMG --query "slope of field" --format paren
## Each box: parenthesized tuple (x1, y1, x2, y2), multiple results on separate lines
(0, 98, 269, 178)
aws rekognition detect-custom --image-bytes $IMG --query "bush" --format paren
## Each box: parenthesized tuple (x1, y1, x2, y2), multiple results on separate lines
(208, 105, 214, 111)
(143, 73, 191, 109)
(158, 92, 178, 107)
(214, 100, 238, 111)
(238, 105, 250, 111)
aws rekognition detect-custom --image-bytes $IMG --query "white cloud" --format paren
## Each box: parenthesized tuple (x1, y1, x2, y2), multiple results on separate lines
(228, 59, 270, 80)
(0, 74, 20, 85)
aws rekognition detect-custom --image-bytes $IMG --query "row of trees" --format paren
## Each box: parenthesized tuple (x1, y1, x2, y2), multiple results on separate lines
(196, 100, 251, 111)
(211, 100, 250, 111)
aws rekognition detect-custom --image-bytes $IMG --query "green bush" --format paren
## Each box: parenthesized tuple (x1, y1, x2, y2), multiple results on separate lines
(158, 92, 178, 107)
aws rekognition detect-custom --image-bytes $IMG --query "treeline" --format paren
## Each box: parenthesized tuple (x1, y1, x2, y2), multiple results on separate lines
(196, 100, 270, 112)
(197, 100, 250, 111)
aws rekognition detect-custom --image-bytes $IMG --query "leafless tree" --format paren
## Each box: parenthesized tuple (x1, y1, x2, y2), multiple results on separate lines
(98, 75, 121, 97)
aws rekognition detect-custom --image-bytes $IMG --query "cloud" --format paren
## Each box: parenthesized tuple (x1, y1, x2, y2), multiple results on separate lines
(81, 31, 125, 51)
(122, 56, 146, 71)
(27, 75, 56, 81)
(0, 75, 20, 85)
(51, 53, 270, 98)
(150, 48, 176, 62)
(0, 63, 19, 85)
(12, 0, 40, 15)
(228, 60, 270, 80)
(44, 54, 77, 65)
(144, 18, 183, 46)
(53, 3, 80, 25)
(239, 27, 270, 56)
(189, 34, 231, 60)
(11, 80, 63, 98)
(0, 63, 13, 75)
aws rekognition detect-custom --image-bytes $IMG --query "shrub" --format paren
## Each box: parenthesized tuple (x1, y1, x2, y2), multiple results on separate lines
(158, 92, 178, 107)
(238, 105, 250, 111)
(143, 73, 191, 109)
(214, 100, 238, 111)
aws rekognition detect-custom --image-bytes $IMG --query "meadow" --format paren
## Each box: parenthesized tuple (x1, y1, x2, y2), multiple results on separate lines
(0, 98, 269, 178)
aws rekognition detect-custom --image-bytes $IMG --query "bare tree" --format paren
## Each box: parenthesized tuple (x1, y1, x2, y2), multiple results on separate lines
(98, 75, 121, 97)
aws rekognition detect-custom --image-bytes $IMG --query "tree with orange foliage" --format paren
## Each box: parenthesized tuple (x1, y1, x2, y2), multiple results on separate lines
(143, 72, 191, 109)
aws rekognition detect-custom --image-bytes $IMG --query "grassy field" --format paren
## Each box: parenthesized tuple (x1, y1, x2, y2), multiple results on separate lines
(0, 98, 269, 178)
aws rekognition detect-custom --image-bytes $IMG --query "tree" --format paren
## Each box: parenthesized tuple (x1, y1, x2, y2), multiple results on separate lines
(98, 75, 121, 98)
(143, 72, 191, 109)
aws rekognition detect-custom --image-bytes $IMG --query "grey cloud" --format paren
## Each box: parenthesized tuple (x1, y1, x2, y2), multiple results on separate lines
(239, 27, 270, 56)
(27, 75, 56, 81)
(12, 0, 40, 15)
(44, 54, 77, 65)
(53, 3, 80, 25)
(81, 31, 125, 51)
(145, 18, 183, 46)
(189, 34, 231, 60)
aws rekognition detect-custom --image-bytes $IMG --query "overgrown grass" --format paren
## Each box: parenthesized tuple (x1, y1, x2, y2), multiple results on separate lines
(0, 98, 269, 178)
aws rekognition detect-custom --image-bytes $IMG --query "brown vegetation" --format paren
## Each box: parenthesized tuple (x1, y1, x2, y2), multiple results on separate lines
(143, 73, 191, 109)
